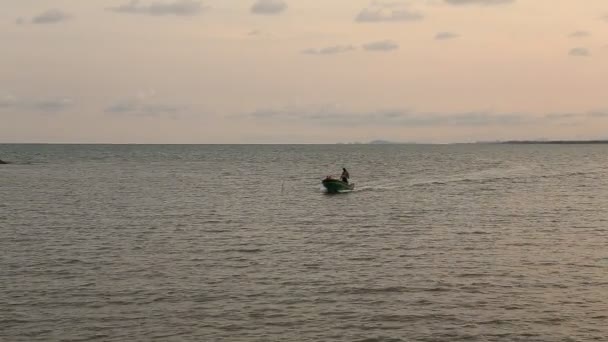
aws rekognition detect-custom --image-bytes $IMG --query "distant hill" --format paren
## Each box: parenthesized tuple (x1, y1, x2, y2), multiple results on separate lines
(368, 140, 397, 144)
(336, 140, 417, 144)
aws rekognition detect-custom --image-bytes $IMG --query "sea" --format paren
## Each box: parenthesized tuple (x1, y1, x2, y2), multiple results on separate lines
(1, 143, 608, 342)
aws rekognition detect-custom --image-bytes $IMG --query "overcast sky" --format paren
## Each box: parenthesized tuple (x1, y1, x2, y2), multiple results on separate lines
(2, 0, 607, 143)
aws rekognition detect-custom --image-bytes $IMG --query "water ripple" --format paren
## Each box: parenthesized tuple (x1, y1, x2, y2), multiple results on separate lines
(2, 144, 608, 341)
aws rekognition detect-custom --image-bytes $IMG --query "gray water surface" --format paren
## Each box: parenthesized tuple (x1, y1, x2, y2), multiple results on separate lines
(2, 144, 608, 341)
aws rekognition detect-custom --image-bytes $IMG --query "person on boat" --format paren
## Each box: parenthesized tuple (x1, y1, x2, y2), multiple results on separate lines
(341, 168, 350, 184)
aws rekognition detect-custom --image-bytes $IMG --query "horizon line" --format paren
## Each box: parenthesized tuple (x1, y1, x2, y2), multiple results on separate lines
(2, 140, 608, 145)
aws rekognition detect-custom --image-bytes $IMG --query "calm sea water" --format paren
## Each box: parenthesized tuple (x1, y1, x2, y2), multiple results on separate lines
(2, 144, 608, 341)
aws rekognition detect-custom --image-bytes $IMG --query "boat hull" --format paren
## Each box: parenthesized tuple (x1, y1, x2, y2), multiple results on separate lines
(322, 179, 355, 193)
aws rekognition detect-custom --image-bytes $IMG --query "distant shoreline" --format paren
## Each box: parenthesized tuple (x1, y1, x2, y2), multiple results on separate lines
(498, 140, 608, 144)
(358, 140, 608, 145)
(350, 139, 608, 145)
(1, 140, 607, 145)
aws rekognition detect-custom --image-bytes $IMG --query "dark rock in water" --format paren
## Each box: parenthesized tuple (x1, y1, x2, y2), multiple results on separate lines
(0, 159, 7, 164)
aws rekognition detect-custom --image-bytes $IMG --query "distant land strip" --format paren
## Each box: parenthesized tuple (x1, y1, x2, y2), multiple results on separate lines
(500, 140, 608, 144)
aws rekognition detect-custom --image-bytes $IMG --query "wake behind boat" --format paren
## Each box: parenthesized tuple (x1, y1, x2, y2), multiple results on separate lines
(322, 176, 355, 193)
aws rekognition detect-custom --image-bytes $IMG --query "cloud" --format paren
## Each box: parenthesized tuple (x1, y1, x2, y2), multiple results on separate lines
(0, 94, 73, 113)
(105, 101, 138, 114)
(302, 45, 356, 55)
(248, 106, 527, 127)
(544, 111, 608, 123)
(569, 48, 590, 57)
(587, 111, 608, 118)
(443, 0, 515, 5)
(544, 113, 579, 120)
(32, 9, 71, 24)
(105, 102, 183, 117)
(33, 99, 74, 112)
(356, 2, 423, 22)
(247, 29, 277, 38)
(244, 105, 608, 127)
(363, 40, 399, 51)
(247, 106, 608, 128)
(569, 30, 590, 38)
(107, 0, 207, 16)
(105, 97, 184, 118)
(0, 95, 17, 108)
(251, 0, 287, 15)
(435, 32, 460, 40)
(141, 104, 183, 116)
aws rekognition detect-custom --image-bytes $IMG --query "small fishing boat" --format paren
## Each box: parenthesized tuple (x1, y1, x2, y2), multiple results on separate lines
(322, 176, 355, 193)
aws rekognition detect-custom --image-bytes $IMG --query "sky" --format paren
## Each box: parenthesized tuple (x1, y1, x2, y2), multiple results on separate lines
(1, 0, 608, 143)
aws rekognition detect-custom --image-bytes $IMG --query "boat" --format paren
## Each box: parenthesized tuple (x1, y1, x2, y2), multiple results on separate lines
(322, 176, 355, 193)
